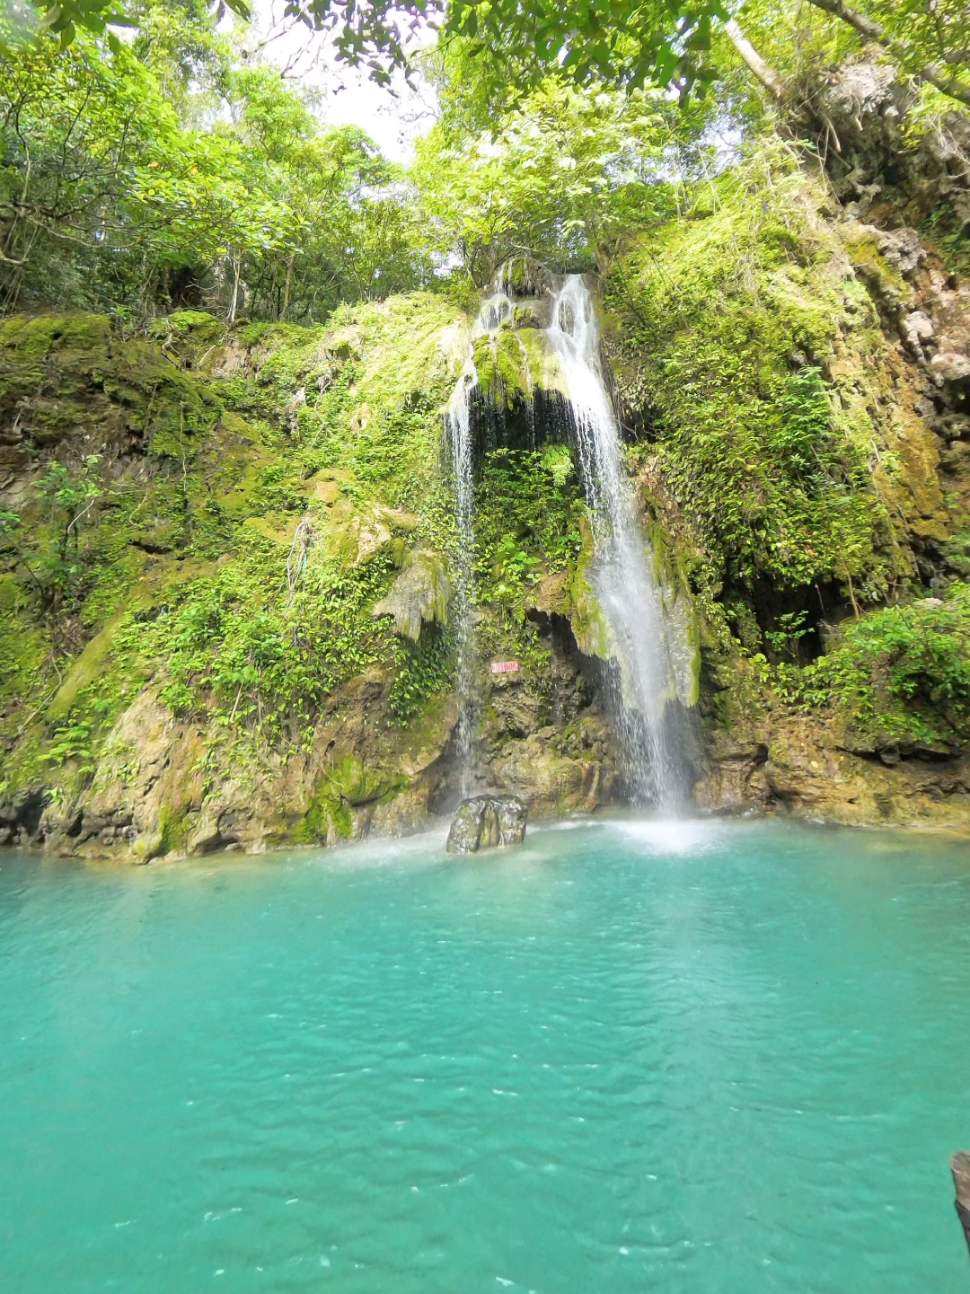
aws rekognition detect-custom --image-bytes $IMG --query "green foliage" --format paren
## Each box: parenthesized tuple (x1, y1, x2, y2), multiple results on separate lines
(763, 610, 810, 659)
(475, 448, 582, 594)
(0, 586, 50, 748)
(259, 0, 728, 99)
(120, 549, 398, 743)
(413, 73, 681, 281)
(26, 0, 249, 51)
(733, 0, 970, 107)
(469, 447, 583, 668)
(0, 293, 470, 804)
(0, 22, 430, 321)
(606, 147, 895, 605)
(0, 509, 22, 537)
(38, 720, 96, 774)
(10, 455, 105, 611)
(773, 368, 832, 476)
(216, 67, 432, 321)
(389, 623, 453, 723)
(775, 585, 970, 748)
(0, 29, 260, 312)
(24, 0, 970, 135)
(26, 0, 726, 106)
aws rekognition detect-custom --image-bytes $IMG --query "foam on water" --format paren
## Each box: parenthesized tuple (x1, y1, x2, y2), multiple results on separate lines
(609, 816, 726, 856)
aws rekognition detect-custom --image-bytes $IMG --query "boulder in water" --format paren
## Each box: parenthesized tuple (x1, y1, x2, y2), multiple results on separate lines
(446, 795, 528, 854)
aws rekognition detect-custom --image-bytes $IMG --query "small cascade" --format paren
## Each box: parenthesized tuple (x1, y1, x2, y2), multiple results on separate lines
(547, 275, 685, 807)
(446, 286, 513, 796)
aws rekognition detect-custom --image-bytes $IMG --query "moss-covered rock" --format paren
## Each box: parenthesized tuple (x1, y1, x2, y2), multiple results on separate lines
(0, 312, 222, 475)
(373, 549, 451, 640)
(0, 293, 623, 856)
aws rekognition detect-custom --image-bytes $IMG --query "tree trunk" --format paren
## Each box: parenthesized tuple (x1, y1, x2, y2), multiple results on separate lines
(725, 20, 788, 101)
(281, 252, 295, 322)
(228, 254, 242, 325)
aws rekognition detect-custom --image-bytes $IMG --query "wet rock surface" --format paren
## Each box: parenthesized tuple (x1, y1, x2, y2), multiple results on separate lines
(446, 795, 528, 854)
(695, 716, 970, 830)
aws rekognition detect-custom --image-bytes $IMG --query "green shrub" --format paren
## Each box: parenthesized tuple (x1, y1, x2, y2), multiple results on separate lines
(777, 584, 970, 747)
(606, 151, 895, 605)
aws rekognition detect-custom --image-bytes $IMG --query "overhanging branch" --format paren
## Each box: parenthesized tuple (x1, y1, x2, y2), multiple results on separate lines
(725, 19, 787, 100)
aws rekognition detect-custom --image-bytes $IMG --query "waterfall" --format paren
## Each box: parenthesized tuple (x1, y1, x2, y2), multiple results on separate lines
(446, 364, 477, 798)
(446, 269, 687, 808)
(446, 288, 513, 797)
(547, 275, 684, 808)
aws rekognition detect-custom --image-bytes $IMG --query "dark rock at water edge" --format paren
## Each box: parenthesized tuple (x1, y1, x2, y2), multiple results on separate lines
(953, 1152, 970, 1261)
(446, 796, 528, 854)
(0, 788, 48, 847)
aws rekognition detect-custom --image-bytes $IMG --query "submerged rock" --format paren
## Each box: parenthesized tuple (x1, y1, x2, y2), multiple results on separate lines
(446, 795, 528, 854)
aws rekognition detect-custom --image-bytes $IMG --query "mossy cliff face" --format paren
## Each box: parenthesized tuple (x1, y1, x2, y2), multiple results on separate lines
(604, 145, 970, 829)
(0, 299, 620, 859)
(4, 141, 970, 856)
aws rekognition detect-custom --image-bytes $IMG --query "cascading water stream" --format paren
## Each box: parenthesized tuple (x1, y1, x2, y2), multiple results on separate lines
(547, 275, 684, 807)
(448, 270, 685, 807)
(446, 289, 512, 796)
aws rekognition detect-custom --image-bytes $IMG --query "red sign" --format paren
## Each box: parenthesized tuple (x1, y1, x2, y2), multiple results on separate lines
(490, 660, 521, 675)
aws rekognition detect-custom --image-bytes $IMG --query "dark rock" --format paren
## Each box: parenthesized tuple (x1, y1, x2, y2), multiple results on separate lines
(447, 797, 496, 854)
(512, 301, 548, 330)
(495, 796, 528, 844)
(492, 257, 554, 299)
(0, 788, 47, 842)
(446, 795, 528, 854)
(952, 1152, 970, 1260)
(878, 227, 926, 279)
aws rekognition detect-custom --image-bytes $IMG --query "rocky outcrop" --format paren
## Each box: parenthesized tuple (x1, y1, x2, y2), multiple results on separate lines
(0, 301, 627, 862)
(372, 549, 451, 641)
(689, 202, 970, 829)
(12, 617, 619, 862)
(803, 57, 970, 235)
(697, 720, 970, 829)
(446, 794, 528, 853)
(0, 788, 48, 847)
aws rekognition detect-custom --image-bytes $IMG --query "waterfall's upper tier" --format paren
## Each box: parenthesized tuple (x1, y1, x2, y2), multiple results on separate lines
(490, 256, 559, 302)
(457, 261, 581, 457)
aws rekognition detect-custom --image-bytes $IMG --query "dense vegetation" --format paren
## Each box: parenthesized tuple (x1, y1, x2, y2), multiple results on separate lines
(0, 2, 430, 319)
(3, 0, 970, 842)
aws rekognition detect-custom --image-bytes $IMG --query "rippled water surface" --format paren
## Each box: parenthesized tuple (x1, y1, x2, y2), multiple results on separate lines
(1, 818, 969, 1292)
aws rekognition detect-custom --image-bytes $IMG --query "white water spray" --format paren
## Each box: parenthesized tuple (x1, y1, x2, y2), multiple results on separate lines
(446, 288, 513, 796)
(547, 275, 684, 806)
